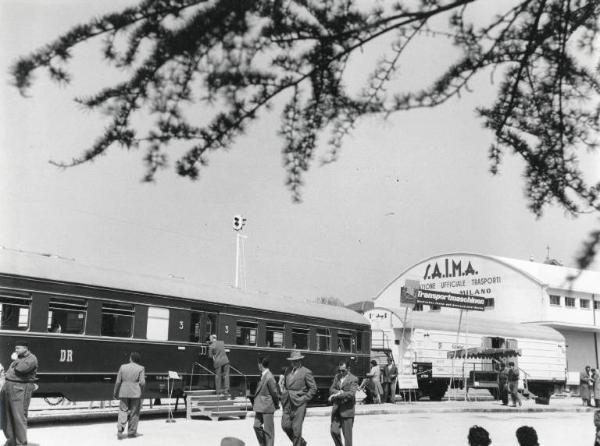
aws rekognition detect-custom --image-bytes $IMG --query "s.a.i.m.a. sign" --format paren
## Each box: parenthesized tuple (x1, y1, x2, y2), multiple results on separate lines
(417, 256, 504, 298)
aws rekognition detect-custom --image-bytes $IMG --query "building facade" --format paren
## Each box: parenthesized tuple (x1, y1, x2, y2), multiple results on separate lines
(374, 253, 600, 375)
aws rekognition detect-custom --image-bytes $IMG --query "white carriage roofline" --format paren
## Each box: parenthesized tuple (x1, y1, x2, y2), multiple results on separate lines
(374, 252, 600, 299)
(369, 306, 565, 342)
(0, 250, 369, 326)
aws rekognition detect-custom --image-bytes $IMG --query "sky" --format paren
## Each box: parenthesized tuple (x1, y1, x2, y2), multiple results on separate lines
(0, 0, 599, 305)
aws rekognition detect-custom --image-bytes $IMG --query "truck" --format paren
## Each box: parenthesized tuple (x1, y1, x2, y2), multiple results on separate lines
(365, 307, 566, 401)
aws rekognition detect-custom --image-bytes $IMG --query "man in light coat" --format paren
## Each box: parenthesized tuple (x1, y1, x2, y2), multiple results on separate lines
(328, 360, 358, 446)
(581, 365, 594, 407)
(113, 352, 145, 439)
(253, 356, 280, 446)
(280, 350, 317, 446)
(209, 334, 230, 396)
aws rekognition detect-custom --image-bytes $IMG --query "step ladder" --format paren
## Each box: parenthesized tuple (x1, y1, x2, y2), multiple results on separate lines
(184, 390, 251, 421)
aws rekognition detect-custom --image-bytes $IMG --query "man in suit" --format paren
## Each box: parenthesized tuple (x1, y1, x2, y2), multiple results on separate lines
(381, 357, 398, 403)
(113, 352, 146, 439)
(280, 350, 317, 446)
(328, 360, 358, 446)
(209, 334, 230, 397)
(253, 356, 280, 446)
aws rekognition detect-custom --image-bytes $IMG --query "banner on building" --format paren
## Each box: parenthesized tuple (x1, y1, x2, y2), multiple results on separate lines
(416, 289, 486, 311)
(400, 279, 421, 306)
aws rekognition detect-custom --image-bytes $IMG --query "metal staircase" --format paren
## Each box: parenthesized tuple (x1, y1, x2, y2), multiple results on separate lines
(185, 361, 252, 420)
(184, 389, 251, 420)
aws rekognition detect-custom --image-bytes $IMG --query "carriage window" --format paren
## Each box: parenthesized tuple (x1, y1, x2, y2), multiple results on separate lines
(0, 293, 31, 331)
(47, 297, 86, 334)
(236, 321, 257, 346)
(190, 312, 201, 342)
(146, 307, 170, 341)
(266, 323, 284, 347)
(291, 328, 309, 350)
(337, 330, 353, 352)
(356, 331, 363, 352)
(316, 328, 330, 351)
(205, 313, 217, 342)
(101, 302, 134, 337)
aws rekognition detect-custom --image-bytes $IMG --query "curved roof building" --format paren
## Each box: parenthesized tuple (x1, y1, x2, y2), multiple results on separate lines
(373, 252, 600, 373)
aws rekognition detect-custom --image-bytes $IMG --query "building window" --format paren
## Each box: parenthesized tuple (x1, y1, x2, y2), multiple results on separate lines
(236, 321, 257, 346)
(413, 303, 423, 312)
(484, 298, 495, 309)
(266, 323, 284, 347)
(316, 328, 330, 351)
(101, 302, 134, 337)
(147, 307, 170, 341)
(595, 301, 600, 310)
(337, 330, 354, 352)
(47, 297, 86, 334)
(580, 299, 590, 309)
(0, 293, 31, 331)
(549, 295, 561, 306)
(291, 328, 309, 350)
(565, 297, 576, 308)
(429, 305, 441, 311)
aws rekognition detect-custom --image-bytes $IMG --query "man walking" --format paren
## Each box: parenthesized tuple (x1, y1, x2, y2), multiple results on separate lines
(381, 357, 398, 403)
(209, 334, 230, 397)
(497, 362, 509, 405)
(253, 356, 279, 446)
(328, 360, 358, 446)
(507, 361, 522, 407)
(2, 341, 38, 446)
(113, 352, 145, 439)
(280, 350, 317, 446)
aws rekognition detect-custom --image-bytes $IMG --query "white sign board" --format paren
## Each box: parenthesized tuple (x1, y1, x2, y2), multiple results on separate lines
(397, 374, 419, 390)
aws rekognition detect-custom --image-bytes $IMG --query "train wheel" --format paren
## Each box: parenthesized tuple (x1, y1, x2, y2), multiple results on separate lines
(44, 396, 65, 406)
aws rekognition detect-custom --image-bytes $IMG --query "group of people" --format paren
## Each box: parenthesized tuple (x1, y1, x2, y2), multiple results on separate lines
(252, 349, 357, 446)
(497, 361, 522, 407)
(359, 357, 398, 404)
(580, 365, 600, 407)
(467, 425, 539, 446)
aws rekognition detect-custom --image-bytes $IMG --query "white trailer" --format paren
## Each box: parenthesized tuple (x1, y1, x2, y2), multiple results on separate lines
(365, 307, 566, 400)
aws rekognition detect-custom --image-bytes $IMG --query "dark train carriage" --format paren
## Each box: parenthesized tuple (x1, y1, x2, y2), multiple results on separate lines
(0, 252, 371, 403)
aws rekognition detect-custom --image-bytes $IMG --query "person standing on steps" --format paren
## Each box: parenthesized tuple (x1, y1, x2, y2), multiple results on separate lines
(209, 334, 230, 397)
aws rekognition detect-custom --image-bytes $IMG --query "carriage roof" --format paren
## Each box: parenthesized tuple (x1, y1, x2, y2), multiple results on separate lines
(0, 250, 369, 326)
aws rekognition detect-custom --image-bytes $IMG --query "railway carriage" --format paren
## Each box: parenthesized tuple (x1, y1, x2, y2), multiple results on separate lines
(0, 251, 371, 403)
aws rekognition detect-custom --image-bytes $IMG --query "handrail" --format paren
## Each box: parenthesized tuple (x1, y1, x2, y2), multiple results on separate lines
(188, 361, 215, 391)
(227, 364, 249, 414)
(187, 361, 250, 414)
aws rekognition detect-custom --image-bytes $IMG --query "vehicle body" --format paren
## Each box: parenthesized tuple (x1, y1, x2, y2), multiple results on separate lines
(0, 252, 371, 403)
(365, 307, 566, 400)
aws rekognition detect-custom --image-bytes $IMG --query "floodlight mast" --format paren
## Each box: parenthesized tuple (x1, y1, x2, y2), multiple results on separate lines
(232, 215, 247, 289)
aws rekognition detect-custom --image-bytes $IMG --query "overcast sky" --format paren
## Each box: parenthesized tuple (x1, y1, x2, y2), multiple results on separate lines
(1, 0, 598, 304)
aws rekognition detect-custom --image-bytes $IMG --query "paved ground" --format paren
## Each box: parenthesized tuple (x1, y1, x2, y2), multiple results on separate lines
(24, 408, 596, 446)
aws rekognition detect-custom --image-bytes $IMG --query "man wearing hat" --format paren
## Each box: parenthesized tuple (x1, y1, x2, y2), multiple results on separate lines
(280, 350, 317, 446)
(2, 341, 38, 446)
